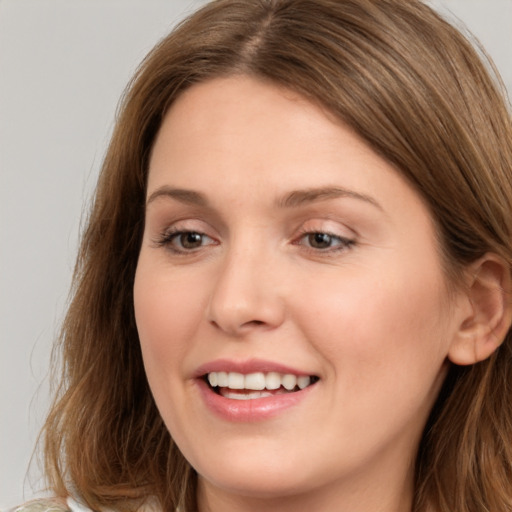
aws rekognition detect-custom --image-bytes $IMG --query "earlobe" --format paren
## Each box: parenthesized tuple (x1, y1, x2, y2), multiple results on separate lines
(448, 254, 512, 366)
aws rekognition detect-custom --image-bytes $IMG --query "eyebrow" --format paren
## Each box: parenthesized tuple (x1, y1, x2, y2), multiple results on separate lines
(146, 185, 382, 211)
(146, 186, 209, 207)
(277, 186, 383, 211)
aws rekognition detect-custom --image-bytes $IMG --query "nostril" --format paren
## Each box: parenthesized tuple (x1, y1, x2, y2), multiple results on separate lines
(209, 317, 268, 336)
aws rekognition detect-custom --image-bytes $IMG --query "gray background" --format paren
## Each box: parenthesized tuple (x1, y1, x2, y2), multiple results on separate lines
(1, 0, 511, 508)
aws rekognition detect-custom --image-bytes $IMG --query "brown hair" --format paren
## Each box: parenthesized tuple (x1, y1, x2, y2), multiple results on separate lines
(42, 1, 512, 511)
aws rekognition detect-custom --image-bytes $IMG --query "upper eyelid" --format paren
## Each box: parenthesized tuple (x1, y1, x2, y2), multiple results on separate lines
(157, 218, 217, 236)
(294, 218, 357, 238)
(297, 229, 352, 238)
(294, 230, 355, 245)
(151, 215, 357, 241)
(146, 197, 361, 232)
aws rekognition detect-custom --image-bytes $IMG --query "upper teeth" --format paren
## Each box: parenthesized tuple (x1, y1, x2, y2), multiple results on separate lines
(207, 371, 311, 391)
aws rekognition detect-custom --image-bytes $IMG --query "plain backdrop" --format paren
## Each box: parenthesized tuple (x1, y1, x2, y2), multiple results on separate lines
(1, 0, 511, 508)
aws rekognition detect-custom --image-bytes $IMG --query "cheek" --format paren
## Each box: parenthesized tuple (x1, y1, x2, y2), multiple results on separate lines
(295, 261, 452, 397)
(133, 260, 206, 380)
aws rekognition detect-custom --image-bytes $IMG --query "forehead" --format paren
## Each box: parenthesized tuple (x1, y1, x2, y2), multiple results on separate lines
(148, 76, 398, 198)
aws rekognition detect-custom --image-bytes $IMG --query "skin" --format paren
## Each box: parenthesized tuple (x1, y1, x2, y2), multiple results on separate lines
(133, 75, 472, 512)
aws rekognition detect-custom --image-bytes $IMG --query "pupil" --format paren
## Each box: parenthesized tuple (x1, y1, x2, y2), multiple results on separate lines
(181, 232, 202, 248)
(310, 233, 331, 248)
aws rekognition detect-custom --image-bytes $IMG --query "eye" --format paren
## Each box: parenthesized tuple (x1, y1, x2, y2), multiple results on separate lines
(307, 232, 336, 249)
(175, 231, 206, 249)
(156, 230, 216, 253)
(296, 231, 355, 252)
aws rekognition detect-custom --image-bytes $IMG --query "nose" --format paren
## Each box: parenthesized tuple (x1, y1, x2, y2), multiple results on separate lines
(207, 244, 286, 336)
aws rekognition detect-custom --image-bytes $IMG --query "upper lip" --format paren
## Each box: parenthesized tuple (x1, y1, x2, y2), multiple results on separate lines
(194, 358, 316, 378)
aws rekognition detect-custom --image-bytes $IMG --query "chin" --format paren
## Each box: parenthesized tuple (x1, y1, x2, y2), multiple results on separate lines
(199, 464, 316, 499)
(182, 438, 312, 496)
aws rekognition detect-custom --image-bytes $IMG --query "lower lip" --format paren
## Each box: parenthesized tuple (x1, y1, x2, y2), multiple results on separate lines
(195, 378, 316, 422)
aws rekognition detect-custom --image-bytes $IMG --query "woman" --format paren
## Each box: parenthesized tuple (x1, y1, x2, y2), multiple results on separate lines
(14, 0, 512, 511)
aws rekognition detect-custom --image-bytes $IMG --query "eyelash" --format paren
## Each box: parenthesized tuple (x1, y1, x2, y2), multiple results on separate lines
(154, 229, 216, 254)
(293, 229, 355, 254)
(155, 228, 355, 256)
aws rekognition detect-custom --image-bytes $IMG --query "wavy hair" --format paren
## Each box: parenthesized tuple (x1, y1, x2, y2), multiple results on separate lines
(42, 1, 512, 511)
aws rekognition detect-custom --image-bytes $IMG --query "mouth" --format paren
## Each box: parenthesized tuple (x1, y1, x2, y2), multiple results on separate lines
(203, 371, 320, 400)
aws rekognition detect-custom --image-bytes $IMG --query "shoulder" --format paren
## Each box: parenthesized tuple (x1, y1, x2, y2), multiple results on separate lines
(5, 497, 162, 512)
(6, 497, 92, 512)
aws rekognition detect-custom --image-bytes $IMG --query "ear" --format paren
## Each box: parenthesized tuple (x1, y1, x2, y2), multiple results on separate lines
(448, 254, 512, 366)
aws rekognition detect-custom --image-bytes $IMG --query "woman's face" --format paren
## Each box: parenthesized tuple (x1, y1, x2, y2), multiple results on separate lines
(134, 76, 468, 509)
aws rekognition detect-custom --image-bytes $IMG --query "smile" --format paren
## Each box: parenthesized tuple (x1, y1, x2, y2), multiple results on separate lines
(194, 359, 320, 421)
(205, 371, 318, 400)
